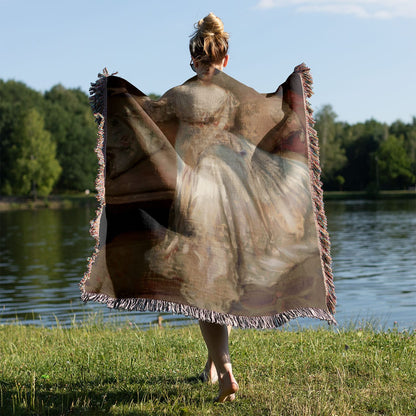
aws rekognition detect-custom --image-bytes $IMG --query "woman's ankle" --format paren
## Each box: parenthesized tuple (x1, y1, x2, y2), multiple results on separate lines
(216, 372, 239, 403)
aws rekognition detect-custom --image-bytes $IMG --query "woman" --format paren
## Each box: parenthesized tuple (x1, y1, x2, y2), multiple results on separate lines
(142, 13, 240, 402)
(82, 12, 336, 404)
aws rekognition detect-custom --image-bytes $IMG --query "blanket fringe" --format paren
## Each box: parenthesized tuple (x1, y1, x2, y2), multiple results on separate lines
(81, 291, 337, 329)
(80, 69, 111, 295)
(295, 63, 336, 315)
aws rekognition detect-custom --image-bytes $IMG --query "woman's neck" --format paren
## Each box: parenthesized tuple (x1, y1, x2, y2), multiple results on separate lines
(196, 64, 223, 82)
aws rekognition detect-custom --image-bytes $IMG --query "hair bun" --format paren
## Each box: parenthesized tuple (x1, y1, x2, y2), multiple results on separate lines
(197, 12, 228, 38)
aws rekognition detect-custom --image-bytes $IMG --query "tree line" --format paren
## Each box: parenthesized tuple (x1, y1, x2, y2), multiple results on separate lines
(315, 105, 415, 191)
(0, 80, 97, 198)
(0, 80, 415, 197)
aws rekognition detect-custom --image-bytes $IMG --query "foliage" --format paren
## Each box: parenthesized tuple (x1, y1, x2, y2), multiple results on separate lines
(0, 78, 415, 195)
(9, 108, 61, 197)
(376, 135, 415, 189)
(314, 105, 416, 191)
(0, 322, 414, 415)
(0, 80, 45, 195)
(0, 80, 96, 196)
(148, 93, 161, 100)
(44, 85, 97, 191)
(314, 105, 347, 183)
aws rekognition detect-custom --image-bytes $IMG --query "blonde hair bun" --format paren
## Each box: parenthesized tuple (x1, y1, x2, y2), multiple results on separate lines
(190, 13, 229, 64)
(197, 12, 229, 39)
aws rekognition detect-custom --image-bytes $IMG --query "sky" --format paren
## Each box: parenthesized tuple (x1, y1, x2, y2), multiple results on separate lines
(1, 0, 415, 125)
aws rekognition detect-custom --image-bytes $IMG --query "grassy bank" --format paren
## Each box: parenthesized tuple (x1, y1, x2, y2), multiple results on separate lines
(0, 194, 96, 211)
(0, 190, 415, 211)
(0, 322, 415, 415)
(323, 190, 416, 201)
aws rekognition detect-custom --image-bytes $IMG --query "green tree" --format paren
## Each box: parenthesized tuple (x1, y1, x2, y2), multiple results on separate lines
(10, 108, 61, 197)
(376, 135, 415, 189)
(148, 93, 161, 100)
(44, 85, 97, 191)
(341, 119, 387, 191)
(0, 102, 20, 194)
(0, 80, 45, 194)
(389, 118, 416, 181)
(314, 105, 347, 188)
(0, 79, 44, 109)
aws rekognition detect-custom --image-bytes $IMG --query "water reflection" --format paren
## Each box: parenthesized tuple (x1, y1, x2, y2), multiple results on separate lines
(0, 205, 192, 327)
(325, 199, 416, 329)
(0, 199, 415, 329)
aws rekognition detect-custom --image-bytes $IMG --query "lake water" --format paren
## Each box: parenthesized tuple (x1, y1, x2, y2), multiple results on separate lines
(0, 199, 415, 330)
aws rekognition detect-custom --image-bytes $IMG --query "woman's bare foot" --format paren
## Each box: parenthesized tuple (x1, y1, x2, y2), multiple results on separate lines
(198, 322, 236, 401)
(215, 372, 239, 403)
(199, 358, 218, 383)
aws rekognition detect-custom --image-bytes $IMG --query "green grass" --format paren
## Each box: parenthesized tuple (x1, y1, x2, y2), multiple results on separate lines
(0, 320, 415, 415)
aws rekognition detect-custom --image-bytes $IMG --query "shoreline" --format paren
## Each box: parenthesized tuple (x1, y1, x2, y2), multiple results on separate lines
(0, 194, 97, 211)
(0, 190, 415, 211)
(323, 190, 416, 200)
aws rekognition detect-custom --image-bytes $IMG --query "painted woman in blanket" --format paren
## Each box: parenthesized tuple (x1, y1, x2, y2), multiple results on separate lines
(82, 13, 336, 403)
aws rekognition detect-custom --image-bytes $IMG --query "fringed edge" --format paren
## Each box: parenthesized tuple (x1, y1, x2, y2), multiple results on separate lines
(294, 63, 337, 316)
(88, 68, 117, 116)
(80, 69, 113, 294)
(81, 291, 337, 329)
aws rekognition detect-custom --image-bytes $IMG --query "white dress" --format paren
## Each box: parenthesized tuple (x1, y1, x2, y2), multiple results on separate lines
(144, 79, 321, 314)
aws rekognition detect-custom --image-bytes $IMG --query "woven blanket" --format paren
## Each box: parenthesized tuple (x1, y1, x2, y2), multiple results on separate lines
(80, 64, 336, 328)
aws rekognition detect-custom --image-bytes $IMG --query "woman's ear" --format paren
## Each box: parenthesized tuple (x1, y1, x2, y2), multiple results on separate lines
(223, 55, 229, 68)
